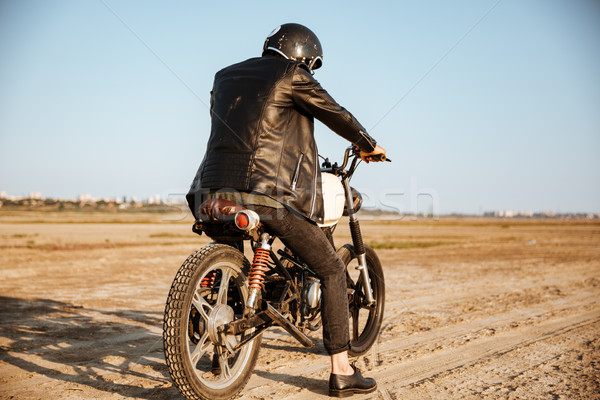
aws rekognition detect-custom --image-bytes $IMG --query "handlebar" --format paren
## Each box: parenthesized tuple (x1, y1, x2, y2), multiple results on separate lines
(322, 146, 391, 177)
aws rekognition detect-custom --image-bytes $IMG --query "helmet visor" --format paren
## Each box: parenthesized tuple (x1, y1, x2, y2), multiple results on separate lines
(309, 56, 323, 71)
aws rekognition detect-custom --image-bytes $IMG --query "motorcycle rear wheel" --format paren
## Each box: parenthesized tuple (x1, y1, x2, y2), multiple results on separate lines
(163, 244, 262, 400)
(337, 244, 385, 356)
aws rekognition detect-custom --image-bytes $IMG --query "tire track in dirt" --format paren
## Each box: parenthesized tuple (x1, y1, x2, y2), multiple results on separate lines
(383, 268, 595, 313)
(372, 308, 600, 394)
(247, 293, 595, 378)
(376, 292, 597, 353)
(241, 297, 598, 399)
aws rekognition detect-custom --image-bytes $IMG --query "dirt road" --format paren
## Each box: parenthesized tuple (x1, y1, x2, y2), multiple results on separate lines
(1, 213, 598, 399)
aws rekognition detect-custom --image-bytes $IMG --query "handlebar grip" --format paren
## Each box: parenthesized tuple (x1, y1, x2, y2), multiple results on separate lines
(353, 147, 392, 162)
(370, 153, 392, 162)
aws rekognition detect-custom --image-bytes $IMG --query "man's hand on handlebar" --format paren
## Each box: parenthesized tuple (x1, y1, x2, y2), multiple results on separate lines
(360, 145, 389, 163)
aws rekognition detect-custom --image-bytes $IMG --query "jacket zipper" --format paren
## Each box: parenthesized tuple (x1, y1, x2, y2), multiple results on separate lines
(291, 153, 304, 191)
(309, 154, 317, 218)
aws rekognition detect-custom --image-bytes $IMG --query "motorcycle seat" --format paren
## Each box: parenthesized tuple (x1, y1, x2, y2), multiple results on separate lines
(198, 198, 246, 223)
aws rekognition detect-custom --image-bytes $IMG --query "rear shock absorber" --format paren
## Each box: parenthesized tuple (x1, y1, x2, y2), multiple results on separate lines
(200, 271, 216, 288)
(247, 233, 271, 309)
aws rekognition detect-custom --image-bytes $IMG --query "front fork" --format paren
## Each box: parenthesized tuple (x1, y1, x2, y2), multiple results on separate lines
(343, 179, 376, 306)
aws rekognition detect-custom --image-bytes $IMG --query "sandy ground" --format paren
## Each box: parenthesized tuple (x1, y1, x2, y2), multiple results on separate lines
(0, 212, 599, 399)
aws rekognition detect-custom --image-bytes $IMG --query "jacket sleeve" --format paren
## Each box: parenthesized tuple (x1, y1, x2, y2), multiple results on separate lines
(291, 65, 377, 153)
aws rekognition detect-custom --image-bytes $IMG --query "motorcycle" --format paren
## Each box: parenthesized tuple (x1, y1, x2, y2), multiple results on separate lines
(163, 147, 389, 400)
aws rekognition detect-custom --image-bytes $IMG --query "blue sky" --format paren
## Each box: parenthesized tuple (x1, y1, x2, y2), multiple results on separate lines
(1, 0, 599, 214)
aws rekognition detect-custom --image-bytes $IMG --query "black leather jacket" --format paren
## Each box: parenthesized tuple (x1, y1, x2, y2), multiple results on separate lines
(187, 55, 377, 223)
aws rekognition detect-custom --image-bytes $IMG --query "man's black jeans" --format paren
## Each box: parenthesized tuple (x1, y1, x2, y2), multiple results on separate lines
(249, 204, 350, 355)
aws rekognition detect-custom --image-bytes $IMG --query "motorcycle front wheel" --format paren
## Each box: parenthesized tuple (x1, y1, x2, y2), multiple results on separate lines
(337, 244, 385, 356)
(163, 244, 262, 400)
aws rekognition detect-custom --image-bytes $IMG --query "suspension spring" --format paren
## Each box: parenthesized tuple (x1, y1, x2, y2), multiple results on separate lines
(247, 233, 272, 310)
(200, 271, 216, 288)
(248, 247, 270, 290)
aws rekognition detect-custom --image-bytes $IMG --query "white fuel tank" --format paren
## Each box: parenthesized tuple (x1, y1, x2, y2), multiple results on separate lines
(318, 172, 345, 227)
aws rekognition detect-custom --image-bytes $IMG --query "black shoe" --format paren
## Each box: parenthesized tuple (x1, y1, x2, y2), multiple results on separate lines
(329, 366, 377, 397)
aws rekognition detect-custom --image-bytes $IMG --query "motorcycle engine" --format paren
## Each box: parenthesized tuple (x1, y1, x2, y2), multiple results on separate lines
(302, 277, 321, 319)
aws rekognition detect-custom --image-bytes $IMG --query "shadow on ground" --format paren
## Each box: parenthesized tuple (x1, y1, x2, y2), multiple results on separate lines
(0, 296, 179, 399)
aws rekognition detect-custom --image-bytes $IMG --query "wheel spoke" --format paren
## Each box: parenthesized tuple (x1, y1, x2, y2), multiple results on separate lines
(356, 276, 364, 294)
(189, 331, 211, 365)
(355, 275, 374, 310)
(218, 353, 232, 380)
(192, 290, 212, 321)
(216, 268, 232, 305)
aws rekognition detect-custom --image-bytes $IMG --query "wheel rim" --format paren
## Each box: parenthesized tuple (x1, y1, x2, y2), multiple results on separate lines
(186, 261, 256, 389)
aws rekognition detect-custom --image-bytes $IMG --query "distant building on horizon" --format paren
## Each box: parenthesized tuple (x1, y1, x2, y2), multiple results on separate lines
(147, 195, 161, 205)
(484, 210, 598, 219)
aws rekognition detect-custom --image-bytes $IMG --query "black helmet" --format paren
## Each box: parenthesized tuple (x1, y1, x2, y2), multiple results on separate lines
(262, 23, 323, 71)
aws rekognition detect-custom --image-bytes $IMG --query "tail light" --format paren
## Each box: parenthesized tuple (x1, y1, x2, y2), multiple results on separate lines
(234, 210, 260, 231)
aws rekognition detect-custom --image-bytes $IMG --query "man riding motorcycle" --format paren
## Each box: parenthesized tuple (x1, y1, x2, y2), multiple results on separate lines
(186, 23, 386, 397)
